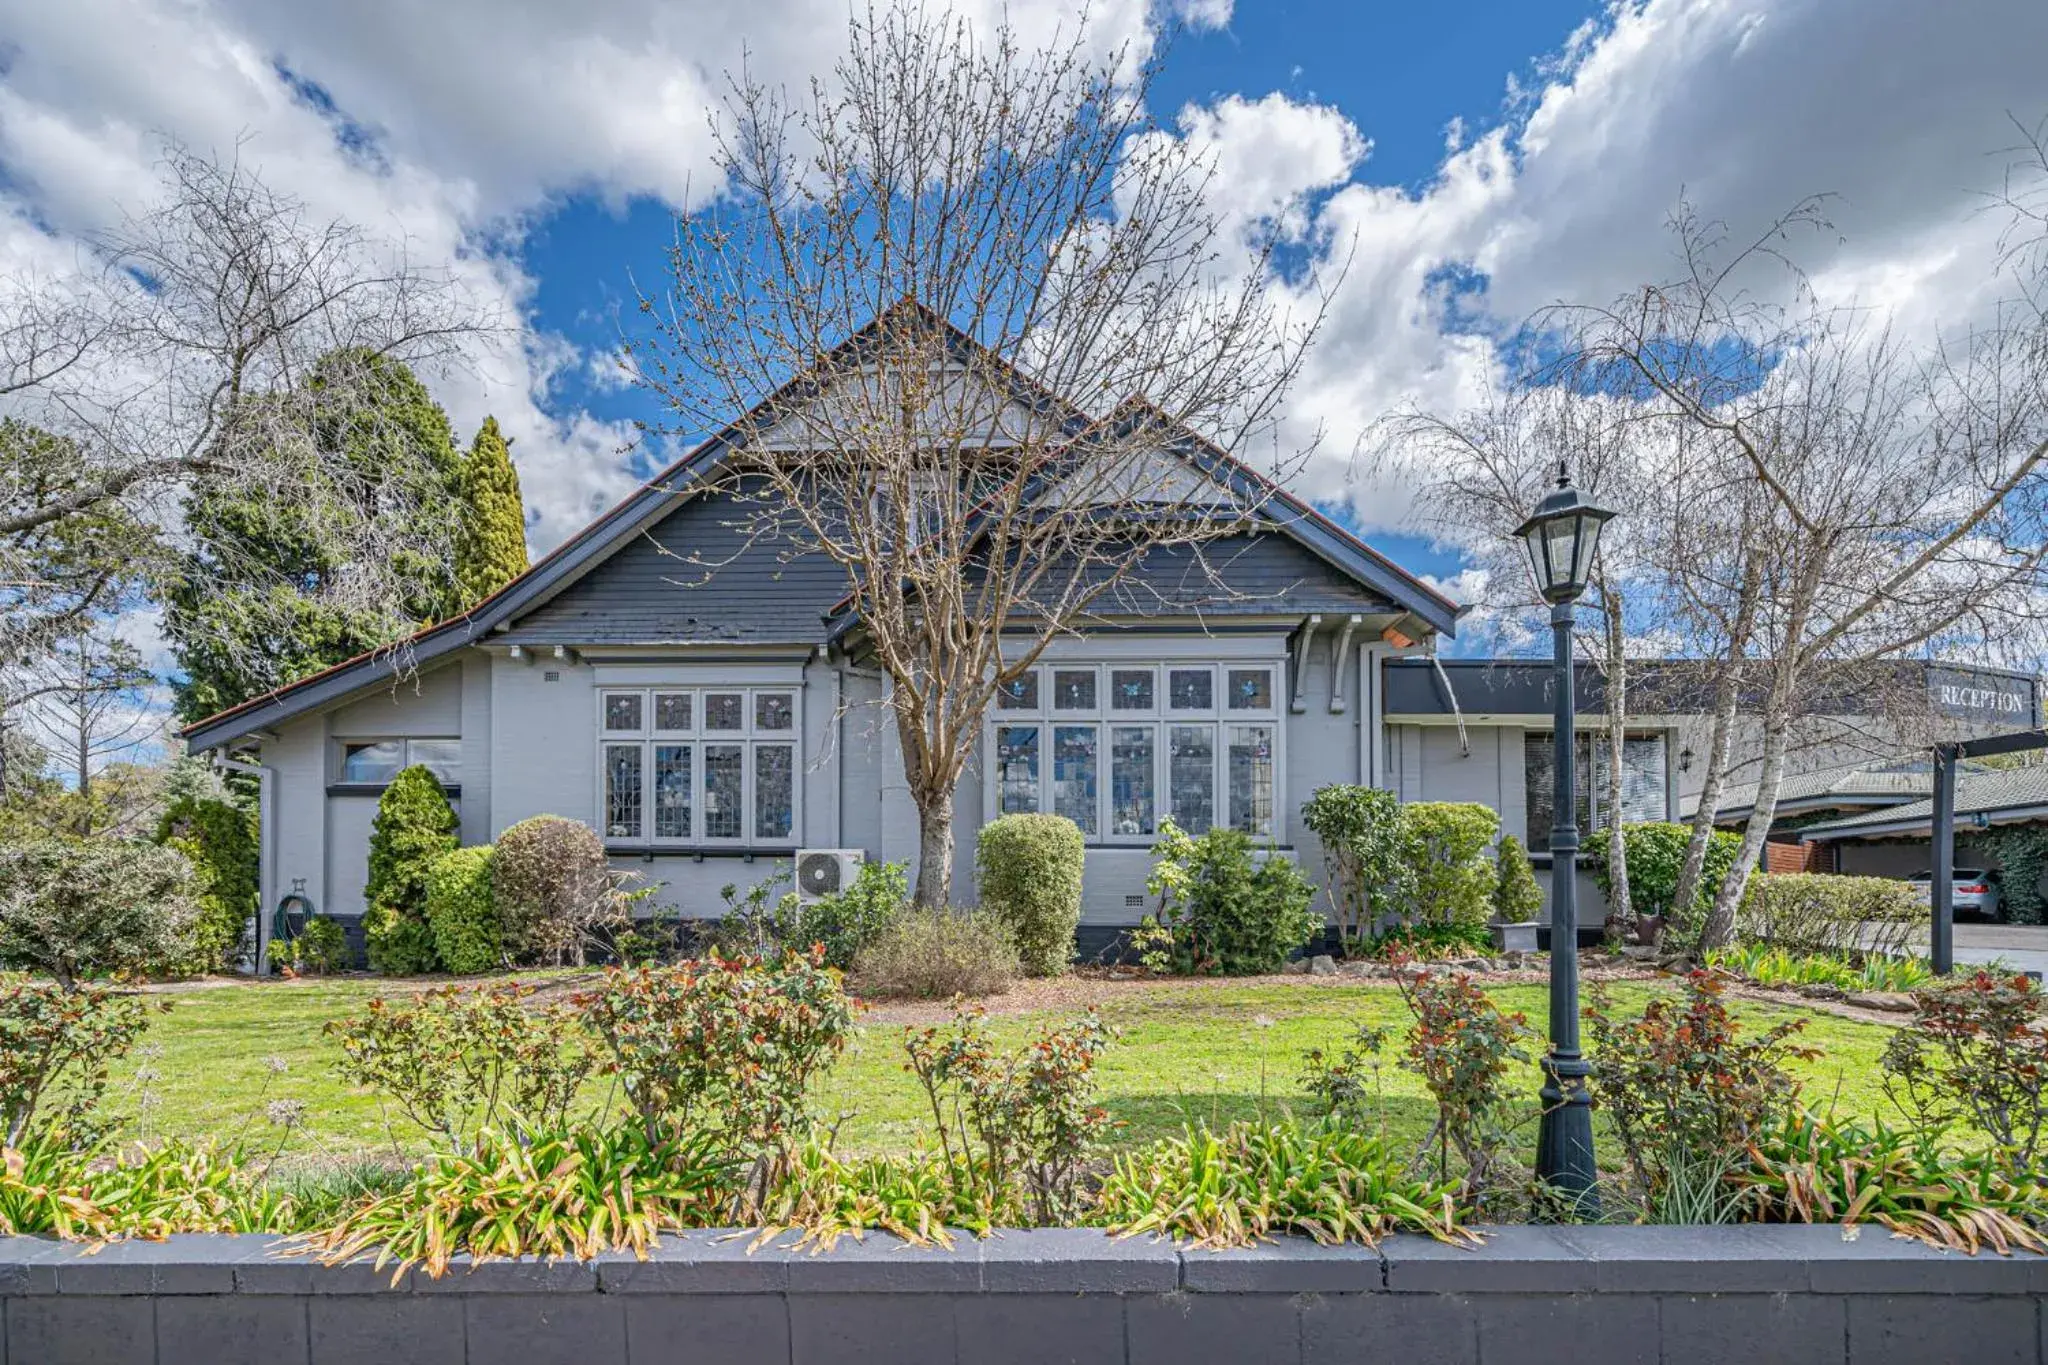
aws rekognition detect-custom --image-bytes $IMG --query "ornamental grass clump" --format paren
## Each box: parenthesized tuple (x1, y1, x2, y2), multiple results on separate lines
(1094, 1117, 1469, 1249)
(309, 1124, 734, 1280)
(1738, 1109, 2046, 1255)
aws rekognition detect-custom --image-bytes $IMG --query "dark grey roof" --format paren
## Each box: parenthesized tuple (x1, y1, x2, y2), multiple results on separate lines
(1800, 764, 2048, 840)
(182, 308, 1459, 751)
(1707, 761, 1939, 821)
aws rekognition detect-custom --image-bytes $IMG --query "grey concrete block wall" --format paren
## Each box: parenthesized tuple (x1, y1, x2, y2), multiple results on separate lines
(3, 1225, 2045, 1364)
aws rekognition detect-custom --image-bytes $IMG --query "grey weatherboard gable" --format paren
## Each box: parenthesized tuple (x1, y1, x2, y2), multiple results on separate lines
(181, 313, 1458, 752)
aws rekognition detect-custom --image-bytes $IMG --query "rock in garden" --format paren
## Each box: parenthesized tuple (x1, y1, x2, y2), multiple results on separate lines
(1281, 957, 1310, 975)
(1846, 991, 1915, 1012)
(1308, 954, 1338, 976)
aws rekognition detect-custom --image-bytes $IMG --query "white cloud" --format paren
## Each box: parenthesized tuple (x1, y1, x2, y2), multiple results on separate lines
(1171, 0, 2048, 539)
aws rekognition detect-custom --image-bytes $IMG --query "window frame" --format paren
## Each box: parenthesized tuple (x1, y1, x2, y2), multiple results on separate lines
(335, 737, 462, 788)
(983, 657, 1283, 845)
(1523, 728, 1671, 853)
(597, 685, 802, 849)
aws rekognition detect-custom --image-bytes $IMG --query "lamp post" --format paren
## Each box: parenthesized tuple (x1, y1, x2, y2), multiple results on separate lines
(1513, 461, 1617, 1212)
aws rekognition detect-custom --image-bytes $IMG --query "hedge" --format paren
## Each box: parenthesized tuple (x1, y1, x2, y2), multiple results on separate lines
(1737, 873, 1924, 957)
(1397, 802, 1499, 931)
(1592, 821, 1745, 939)
(977, 814, 1084, 976)
(426, 846, 500, 975)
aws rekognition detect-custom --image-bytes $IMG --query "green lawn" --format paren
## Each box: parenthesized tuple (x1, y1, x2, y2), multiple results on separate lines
(110, 973, 1906, 1172)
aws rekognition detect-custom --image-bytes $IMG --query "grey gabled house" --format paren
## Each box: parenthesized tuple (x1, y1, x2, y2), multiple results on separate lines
(181, 315, 1465, 966)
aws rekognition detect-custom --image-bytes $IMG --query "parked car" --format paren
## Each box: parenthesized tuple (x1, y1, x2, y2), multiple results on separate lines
(1905, 868, 2003, 921)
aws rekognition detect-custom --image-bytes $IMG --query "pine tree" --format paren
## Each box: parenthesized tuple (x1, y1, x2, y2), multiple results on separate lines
(454, 416, 530, 605)
(164, 350, 467, 722)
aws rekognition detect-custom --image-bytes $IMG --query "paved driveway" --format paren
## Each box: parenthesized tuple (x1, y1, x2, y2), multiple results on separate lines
(1934, 923, 2048, 977)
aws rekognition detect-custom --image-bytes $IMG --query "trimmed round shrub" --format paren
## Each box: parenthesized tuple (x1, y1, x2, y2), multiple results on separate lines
(1492, 835, 1543, 923)
(426, 846, 500, 975)
(364, 766, 457, 974)
(0, 839, 201, 985)
(491, 815, 612, 966)
(976, 814, 1084, 976)
(1396, 802, 1499, 931)
(289, 915, 350, 975)
(849, 908, 1020, 1000)
(155, 795, 258, 973)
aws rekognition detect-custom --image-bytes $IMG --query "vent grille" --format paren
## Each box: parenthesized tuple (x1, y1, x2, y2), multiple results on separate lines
(1124, 893, 1146, 909)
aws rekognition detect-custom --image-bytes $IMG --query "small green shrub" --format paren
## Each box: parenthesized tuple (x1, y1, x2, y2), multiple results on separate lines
(155, 795, 258, 973)
(1395, 803, 1499, 932)
(0, 839, 201, 985)
(849, 909, 1021, 1000)
(1592, 822, 1744, 938)
(288, 916, 350, 975)
(581, 952, 854, 1164)
(796, 860, 907, 969)
(1145, 821, 1319, 975)
(425, 846, 500, 974)
(1093, 1117, 1468, 1248)
(1879, 971, 2048, 1180)
(0, 980, 155, 1147)
(613, 916, 684, 966)
(1354, 921, 1493, 961)
(904, 1006, 1114, 1224)
(327, 983, 595, 1153)
(976, 815, 1084, 976)
(1738, 873, 1923, 957)
(1299, 784, 1410, 944)
(363, 767, 457, 974)
(1491, 835, 1543, 923)
(491, 815, 621, 966)
(1586, 971, 1814, 1214)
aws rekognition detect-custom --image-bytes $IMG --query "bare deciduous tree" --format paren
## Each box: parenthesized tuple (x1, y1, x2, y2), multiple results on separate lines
(0, 144, 490, 704)
(632, 8, 1332, 904)
(1563, 201, 2048, 952)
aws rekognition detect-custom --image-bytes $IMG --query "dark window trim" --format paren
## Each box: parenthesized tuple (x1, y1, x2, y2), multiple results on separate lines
(327, 783, 461, 799)
(603, 845, 797, 860)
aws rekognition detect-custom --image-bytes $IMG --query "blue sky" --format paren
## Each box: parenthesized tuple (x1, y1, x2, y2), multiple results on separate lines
(515, 0, 1606, 594)
(2, 0, 2042, 661)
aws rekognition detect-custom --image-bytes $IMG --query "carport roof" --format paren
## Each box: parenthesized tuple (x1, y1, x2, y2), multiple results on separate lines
(1800, 765, 2048, 842)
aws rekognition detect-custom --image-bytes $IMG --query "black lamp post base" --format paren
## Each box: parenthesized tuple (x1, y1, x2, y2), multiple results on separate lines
(1534, 1053, 1600, 1217)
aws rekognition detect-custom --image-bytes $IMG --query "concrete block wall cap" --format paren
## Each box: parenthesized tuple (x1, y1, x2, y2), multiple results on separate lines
(979, 1228, 1179, 1293)
(410, 1255, 599, 1293)
(594, 1230, 798, 1294)
(0, 1235, 67, 1295)
(1548, 1223, 1827, 1294)
(45, 1234, 242, 1296)
(1382, 1226, 1596, 1294)
(783, 1229, 984, 1294)
(1798, 1224, 2039, 1295)
(1178, 1237, 1384, 1294)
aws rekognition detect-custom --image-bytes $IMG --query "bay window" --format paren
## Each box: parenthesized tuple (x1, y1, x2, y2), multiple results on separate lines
(987, 661, 1282, 841)
(600, 686, 799, 846)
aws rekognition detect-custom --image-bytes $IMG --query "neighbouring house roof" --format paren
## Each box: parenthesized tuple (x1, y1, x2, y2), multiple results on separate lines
(181, 304, 1460, 753)
(1798, 764, 2048, 842)
(1706, 760, 1946, 824)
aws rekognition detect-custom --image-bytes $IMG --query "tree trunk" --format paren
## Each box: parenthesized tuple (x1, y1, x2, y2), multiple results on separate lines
(913, 787, 956, 908)
(1600, 589, 1631, 935)
(1695, 712, 1792, 952)
(1670, 549, 1763, 949)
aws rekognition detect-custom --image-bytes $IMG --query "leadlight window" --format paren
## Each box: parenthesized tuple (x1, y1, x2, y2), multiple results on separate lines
(599, 686, 801, 846)
(996, 671, 1039, 710)
(986, 661, 1280, 842)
